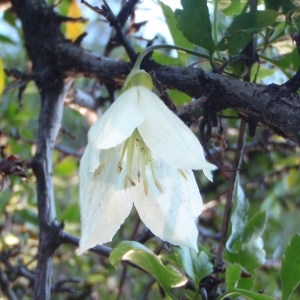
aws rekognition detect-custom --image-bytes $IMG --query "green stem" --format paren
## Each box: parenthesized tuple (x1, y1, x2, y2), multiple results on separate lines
(132, 44, 211, 70)
(213, 0, 221, 61)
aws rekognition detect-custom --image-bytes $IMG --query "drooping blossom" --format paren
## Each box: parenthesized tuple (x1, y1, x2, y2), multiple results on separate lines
(78, 70, 216, 254)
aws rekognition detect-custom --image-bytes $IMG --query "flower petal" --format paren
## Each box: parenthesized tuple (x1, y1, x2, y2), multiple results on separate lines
(78, 146, 133, 254)
(88, 87, 145, 150)
(136, 86, 217, 177)
(133, 162, 202, 251)
(81, 144, 101, 173)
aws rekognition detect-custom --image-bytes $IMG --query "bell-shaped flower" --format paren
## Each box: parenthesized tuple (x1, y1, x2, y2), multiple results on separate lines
(78, 70, 217, 255)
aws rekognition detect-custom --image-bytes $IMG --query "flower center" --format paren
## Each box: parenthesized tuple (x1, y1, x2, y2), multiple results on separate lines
(117, 129, 163, 195)
(95, 129, 187, 195)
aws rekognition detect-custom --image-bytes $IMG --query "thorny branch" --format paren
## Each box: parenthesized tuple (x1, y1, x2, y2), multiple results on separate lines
(216, 120, 247, 263)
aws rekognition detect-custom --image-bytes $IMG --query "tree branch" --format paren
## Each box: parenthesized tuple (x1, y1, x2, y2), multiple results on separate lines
(30, 83, 66, 299)
(11, 0, 300, 144)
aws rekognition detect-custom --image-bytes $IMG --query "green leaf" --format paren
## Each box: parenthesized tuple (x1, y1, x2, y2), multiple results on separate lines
(265, 0, 296, 14)
(240, 211, 267, 271)
(226, 175, 249, 253)
(217, 10, 278, 54)
(0, 34, 15, 45)
(178, 247, 213, 286)
(168, 89, 191, 106)
(250, 63, 275, 82)
(175, 0, 215, 54)
(159, 2, 196, 66)
(110, 241, 187, 295)
(263, 49, 299, 78)
(242, 211, 267, 243)
(221, 289, 274, 300)
(234, 289, 274, 300)
(221, 0, 243, 16)
(225, 263, 241, 290)
(159, 1, 193, 49)
(290, 10, 300, 33)
(54, 157, 77, 177)
(152, 51, 183, 67)
(59, 201, 79, 222)
(281, 233, 300, 300)
(225, 211, 267, 271)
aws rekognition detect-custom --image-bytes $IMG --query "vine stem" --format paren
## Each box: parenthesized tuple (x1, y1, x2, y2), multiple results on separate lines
(216, 120, 247, 264)
(216, 0, 258, 266)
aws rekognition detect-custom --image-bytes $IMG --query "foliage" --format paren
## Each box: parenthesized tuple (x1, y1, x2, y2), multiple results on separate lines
(0, 0, 300, 299)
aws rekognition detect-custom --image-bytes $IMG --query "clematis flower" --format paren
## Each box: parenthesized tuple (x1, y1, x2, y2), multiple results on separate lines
(78, 70, 216, 254)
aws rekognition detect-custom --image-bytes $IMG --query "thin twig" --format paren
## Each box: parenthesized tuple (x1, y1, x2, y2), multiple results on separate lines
(117, 266, 128, 300)
(104, 0, 139, 59)
(81, 0, 137, 61)
(216, 0, 258, 265)
(0, 267, 18, 300)
(58, 230, 111, 257)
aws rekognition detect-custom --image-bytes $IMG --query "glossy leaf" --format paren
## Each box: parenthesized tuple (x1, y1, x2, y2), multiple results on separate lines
(159, 2, 193, 49)
(226, 175, 249, 253)
(225, 263, 241, 290)
(221, 289, 274, 300)
(281, 233, 300, 300)
(217, 10, 278, 54)
(178, 247, 213, 285)
(175, 0, 214, 54)
(159, 2, 196, 66)
(222, 0, 242, 16)
(226, 211, 267, 271)
(110, 241, 188, 294)
(240, 211, 267, 271)
(167, 89, 191, 106)
(263, 49, 299, 78)
(0, 34, 15, 44)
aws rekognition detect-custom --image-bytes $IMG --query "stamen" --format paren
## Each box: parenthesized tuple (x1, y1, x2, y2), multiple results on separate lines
(149, 155, 163, 193)
(120, 139, 129, 162)
(143, 179, 148, 196)
(116, 129, 164, 195)
(140, 143, 148, 195)
(179, 169, 187, 180)
(154, 180, 164, 193)
(95, 149, 114, 176)
(125, 132, 135, 181)
(124, 174, 136, 189)
(129, 177, 136, 186)
(117, 161, 122, 174)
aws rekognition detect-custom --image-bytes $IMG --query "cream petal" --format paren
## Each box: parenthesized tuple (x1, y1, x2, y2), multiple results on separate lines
(88, 87, 145, 150)
(203, 169, 214, 182)
(81, 144, 101, 173)
(133, 162, 202, 251)
(78, 146, 134, 254)
(136, 87, 217, 176)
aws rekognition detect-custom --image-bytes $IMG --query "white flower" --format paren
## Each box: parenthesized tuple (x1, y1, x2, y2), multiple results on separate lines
(78, 80, 216, 254)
